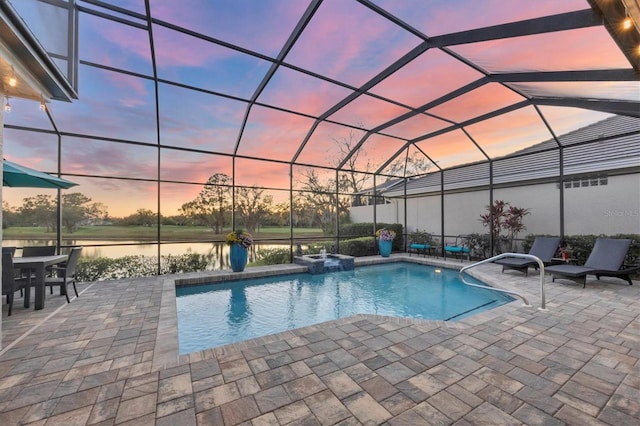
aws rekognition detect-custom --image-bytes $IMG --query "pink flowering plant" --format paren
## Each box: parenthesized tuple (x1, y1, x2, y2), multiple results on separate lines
(375, 228, 396, 241)
(226, 230, 253, 248)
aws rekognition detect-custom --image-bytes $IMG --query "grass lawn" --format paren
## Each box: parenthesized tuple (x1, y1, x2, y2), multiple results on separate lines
(3, 225, 325, 241)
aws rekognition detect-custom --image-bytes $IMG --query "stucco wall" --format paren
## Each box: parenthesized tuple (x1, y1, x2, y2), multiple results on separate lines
(493, 184, 561, 236)
(350, 173, 639, 237)
(564, 174, 639, 235)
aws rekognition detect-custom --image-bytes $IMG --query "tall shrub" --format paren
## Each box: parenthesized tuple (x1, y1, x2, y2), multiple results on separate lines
(480, 200, 530, 253)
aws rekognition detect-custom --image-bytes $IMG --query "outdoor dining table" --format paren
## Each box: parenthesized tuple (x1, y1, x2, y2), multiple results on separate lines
(13, 254, 68, 310)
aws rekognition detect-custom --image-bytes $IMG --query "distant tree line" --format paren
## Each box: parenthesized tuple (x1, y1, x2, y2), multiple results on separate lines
(3, 193, 107, 233)
(3, 133, 432, 235)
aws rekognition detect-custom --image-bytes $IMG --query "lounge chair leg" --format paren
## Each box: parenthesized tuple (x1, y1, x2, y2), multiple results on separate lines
(72, 281, 78, 297)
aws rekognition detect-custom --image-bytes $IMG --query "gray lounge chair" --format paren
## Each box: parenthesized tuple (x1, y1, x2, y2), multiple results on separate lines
(546, 238, 637, 287)
(495, 236, 561, 276)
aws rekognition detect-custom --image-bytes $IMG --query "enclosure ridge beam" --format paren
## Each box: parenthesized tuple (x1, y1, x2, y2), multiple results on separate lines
(531, 97, 640, 118)
(489, 69, 640, 83)
(427, 9, 601, 47)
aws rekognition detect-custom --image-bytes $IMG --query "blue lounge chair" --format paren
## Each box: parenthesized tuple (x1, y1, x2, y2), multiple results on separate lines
(546, 238, 637, 287)
(495, 236, 561, 276)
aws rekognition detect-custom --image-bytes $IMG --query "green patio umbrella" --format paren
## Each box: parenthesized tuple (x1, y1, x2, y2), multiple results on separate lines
(2, 159, 78, 189)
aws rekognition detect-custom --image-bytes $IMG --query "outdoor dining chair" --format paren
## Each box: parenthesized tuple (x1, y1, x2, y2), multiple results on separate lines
(45, 247, 82, 303)
(444, 235, 471, 261)
(2, 247, 17, 256)
(2, 252, 28, 316)
(19, 246, 57, 292)
(22, 246, 56, 257)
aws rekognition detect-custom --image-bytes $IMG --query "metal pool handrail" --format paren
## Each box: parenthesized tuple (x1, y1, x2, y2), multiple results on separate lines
(458, 253, 546, 310)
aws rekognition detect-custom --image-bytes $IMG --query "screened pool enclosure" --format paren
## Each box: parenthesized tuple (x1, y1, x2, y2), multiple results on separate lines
(1, 0, 639, 272)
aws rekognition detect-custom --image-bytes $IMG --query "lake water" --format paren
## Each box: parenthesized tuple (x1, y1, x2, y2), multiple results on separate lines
(2, 239, 291, 270)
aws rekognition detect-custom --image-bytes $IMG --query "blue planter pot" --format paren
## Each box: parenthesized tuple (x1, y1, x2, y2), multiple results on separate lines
(229, 244, 248, 272)
(379, 239, 392, 257)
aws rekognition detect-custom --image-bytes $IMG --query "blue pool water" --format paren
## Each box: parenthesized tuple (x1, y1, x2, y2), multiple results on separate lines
(176, 262, 512, 354)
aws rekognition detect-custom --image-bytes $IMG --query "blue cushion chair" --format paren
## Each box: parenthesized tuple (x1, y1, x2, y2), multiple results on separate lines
(444, 235, 470, 261)
(408, 232, 435, 257)
(409, 243, 432, 257)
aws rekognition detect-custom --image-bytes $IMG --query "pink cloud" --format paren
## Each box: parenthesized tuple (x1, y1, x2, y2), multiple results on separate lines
(285, 0, 422, 86)
(370, 49, 485, 109)
(465, 106, 553, 157)
(153, 27, 235, 68)
(384, 114, 451, 140)
(415, 128, 486, 169)
(61, 137, 157, 179)
(377, 0, 587, 38)
(257, 67, 353, 117)
(328, 95, 411, 130)
(450, 27, 629, 72)
(234, 159, 290, 189)
(295, 122, 367, 168)
(160, 151, 233, 183)
(106, 73, 150, 107)
(236, 106, 316, 161)
(354, 134, 408, 172)
(428, 83, 525, 123)
(149, 0, 309, 57)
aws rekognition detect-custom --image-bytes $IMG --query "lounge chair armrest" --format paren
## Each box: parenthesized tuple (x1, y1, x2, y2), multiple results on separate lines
(620, 264, 640, 272)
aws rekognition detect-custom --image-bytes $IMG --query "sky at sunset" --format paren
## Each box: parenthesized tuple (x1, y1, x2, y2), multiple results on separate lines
(2, 0, 635, 217)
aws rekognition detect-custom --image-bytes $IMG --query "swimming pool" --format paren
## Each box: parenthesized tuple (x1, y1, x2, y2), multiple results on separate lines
(175, 262, 512, 354)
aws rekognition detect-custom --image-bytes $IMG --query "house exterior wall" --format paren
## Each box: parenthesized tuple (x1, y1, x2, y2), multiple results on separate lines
(350, 204, 374, 223)
(564, 174, 639, 235)
(442, 191, 488, 237)
(405, 195, 442, 234)
(350, 172, 639, 237)
(493, 184, 561, 236)
(374, 201, 401, 224)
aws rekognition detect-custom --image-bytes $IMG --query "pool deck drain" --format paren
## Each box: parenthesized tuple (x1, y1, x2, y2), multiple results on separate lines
(0, 254, 638, 425)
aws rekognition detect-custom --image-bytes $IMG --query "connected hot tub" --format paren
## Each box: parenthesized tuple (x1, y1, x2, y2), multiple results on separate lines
(293, 253, 355, 274)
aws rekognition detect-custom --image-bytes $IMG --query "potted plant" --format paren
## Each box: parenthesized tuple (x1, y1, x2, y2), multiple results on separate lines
(226, 230, 253, 272)
(375, 228, 396, 257)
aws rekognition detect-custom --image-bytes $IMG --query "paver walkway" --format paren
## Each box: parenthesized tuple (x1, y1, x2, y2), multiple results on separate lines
(0, 255, 638, 425)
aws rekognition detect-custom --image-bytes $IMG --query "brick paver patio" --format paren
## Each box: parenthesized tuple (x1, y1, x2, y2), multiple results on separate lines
(0, 255, 638, 425)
